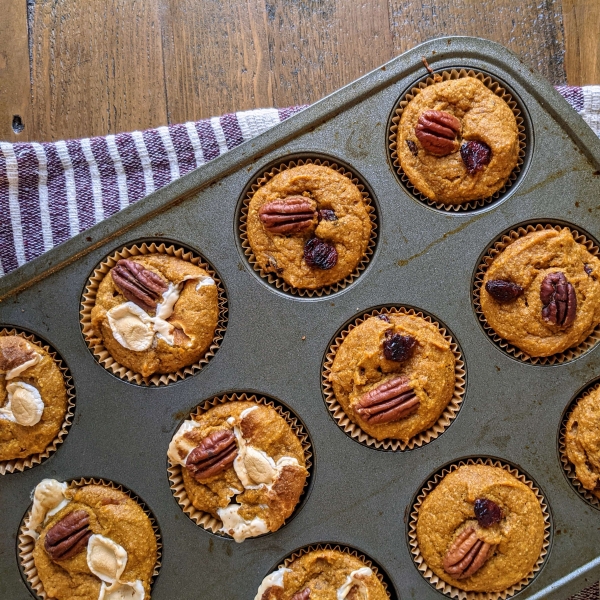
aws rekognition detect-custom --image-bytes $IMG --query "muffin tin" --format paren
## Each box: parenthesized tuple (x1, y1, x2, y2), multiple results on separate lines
(1, 36, 600, 599)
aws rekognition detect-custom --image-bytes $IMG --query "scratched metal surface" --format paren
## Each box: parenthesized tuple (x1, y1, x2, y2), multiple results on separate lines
(1, 37, 600, 600)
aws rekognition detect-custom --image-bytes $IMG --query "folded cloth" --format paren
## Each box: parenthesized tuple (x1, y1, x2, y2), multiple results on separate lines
(0, 87, 599, 277)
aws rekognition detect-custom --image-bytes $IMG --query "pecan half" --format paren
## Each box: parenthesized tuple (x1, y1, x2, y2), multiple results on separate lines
(356, 376, 419, 424)
(415, 110, 461, 156)
(259, 197, 317, 235)
(44, 510, 92, 561)
(485, 279, 524, 302)
(460, 140, 492, 174)
(383, 331, 417, 362)
(540, 271, 577, 327)
(474, 498, 503, 528)
(186, 430, 238, 481)
(443, 527, 495, 580)
(291, 590, 311, 600)
(111, 259, 168, 311)
(0, 337, 37, 373)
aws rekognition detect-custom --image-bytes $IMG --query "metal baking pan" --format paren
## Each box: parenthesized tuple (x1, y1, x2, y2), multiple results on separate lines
(2, 36, 600, 599)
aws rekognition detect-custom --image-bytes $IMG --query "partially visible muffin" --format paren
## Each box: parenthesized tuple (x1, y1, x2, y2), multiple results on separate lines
(565, 386, 600, 499)
(481, 228, 600, 357)
(397, 76, 519, 204)
(0, 335, 68, 463)
(328, 313, 456, 442)
(25, 479, 157, 600)
(416, 464, 545, 593)
(168, 400, 308, 542)
(246, 164, 372, 290)
(90, 254, 219, 377)
(255, 548, 389, 600)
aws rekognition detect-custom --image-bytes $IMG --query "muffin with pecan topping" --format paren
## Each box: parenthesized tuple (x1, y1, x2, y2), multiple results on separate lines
(255, 548, 388, 600)
(416, 465, 545, 593)
(0, 334, 69, 463)
(168, 400, 308, 542)
(328, 313, 456, 442)
(246, 163, 372, 290)
(565, 385, 600, 500)
(90, 254, 219, 377)
(481, 228, 600, 357)
(25, 479, 157, 600)
(397, 76, 519, 204)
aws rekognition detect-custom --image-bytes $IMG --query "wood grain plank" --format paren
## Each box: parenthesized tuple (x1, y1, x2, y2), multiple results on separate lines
(563, 0, 600, 85)
(264, 0, 394, 108)
(28, 0, 168, 141)
(0, 0, 33, 142)
(160, 0, 273, 124)
(388, 0, 566, 84)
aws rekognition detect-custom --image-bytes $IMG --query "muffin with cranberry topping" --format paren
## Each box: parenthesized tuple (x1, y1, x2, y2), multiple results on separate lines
(397, 76, 520, 205)
(245, 163, 373, 290)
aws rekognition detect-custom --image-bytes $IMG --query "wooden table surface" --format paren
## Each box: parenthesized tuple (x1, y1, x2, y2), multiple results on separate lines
(0, 0, 598, 143)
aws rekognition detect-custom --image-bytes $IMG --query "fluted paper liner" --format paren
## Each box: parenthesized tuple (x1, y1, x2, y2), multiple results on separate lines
(80, 241, 228, 386)
(0, 328, 75, 475)
(239, 157, 378, 297)
(473, 223, 600, 365)
(408, 458, 551, 600)
(322, 307, 466, 451)
(168, 393, 313, 538)
(266, 543, 391, 599)
(559, 380, 600, 509)
(18, 477, 162, 600)
(389, 68, 526, 211)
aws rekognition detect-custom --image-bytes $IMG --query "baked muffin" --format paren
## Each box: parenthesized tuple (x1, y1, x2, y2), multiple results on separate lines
(0, 335, 68, 462)
(246, 164, 372, 290)
(397, 76, 519, 204)
(89, 254, 219, 377)
(328, 313, 455, 442)
(416, 464, 545, 593)
(24, 479, 157, 600)
(565, 385, 600, 499)
(481, 228, 600, 357)
(255, 548, 389, 600)
(168, 400, 308, 542)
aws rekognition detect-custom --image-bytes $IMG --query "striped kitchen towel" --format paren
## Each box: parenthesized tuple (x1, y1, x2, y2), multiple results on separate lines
(1, 88, 600, 277)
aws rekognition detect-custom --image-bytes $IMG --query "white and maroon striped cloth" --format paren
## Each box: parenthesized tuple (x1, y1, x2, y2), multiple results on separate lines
(1, 88, 600, 277)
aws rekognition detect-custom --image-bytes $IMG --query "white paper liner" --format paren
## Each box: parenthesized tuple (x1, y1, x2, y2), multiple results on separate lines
(275, 543, 391, 599)
(473, 223, 600, 365)
(322, 307, 466, 451)
(0, 328, 75, 475)
(168, 393, 313, 538)
(389, 68, 526, 211)
(18, 477, 162, 600)
(408, 458, 551, 600)
(239, 157, 378, 297)
(80, 241, 228, 386)
(559, 380, 600, 509)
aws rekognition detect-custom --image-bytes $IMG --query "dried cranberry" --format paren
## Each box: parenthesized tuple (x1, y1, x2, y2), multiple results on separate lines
(460, 140, 492, 174)
(585, 264, 593, 276)
(474, 498, 503, 528)
(406, 139, 418, 156)
(377, 314, 390, 323)
(383, 332, 417, 362)
(304, 237, 338, 270)
(318, 209, 337, 222)
(485, 280, 524, 302)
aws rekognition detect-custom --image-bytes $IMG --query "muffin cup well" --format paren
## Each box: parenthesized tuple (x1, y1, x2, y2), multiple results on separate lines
(389, 68, 527, 212)
(80, 241, 228, 386)
(559, 380, 600, 509)
(473, 223, 600, 365)
(18, 477, 162, 600)
(0, 328, 75, 475)
(239, 156, 378, 297)
(167, 393, 313, 538)
(322, 307, 466, 451)
(408, 457, 551, 600)
(267, 543, 392, 599)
